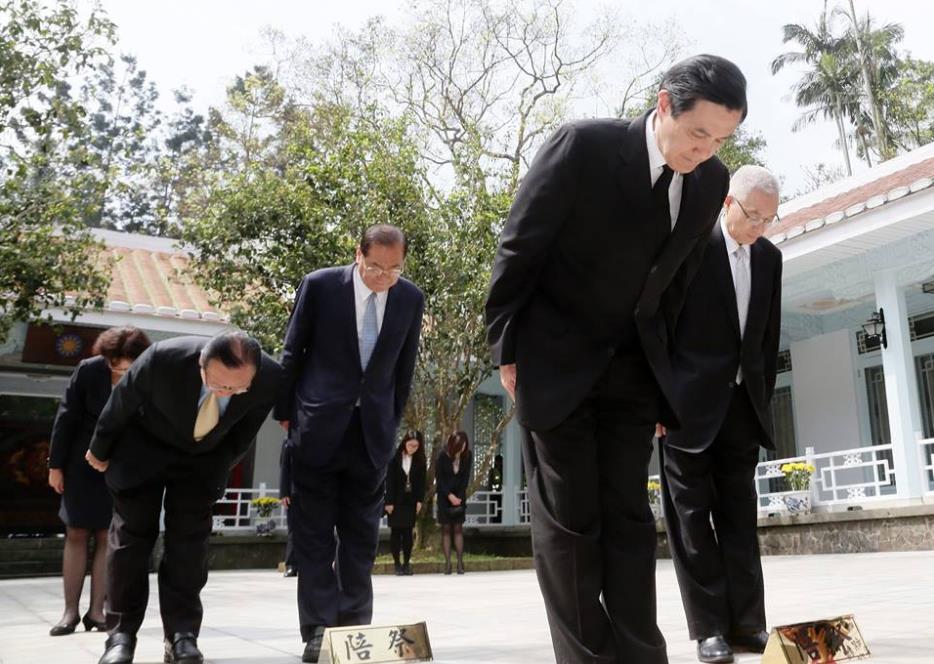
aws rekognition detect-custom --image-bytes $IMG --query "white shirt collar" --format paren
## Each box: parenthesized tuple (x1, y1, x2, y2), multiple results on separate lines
(645, 111, 668, 174)
(720, 212, 744, 255)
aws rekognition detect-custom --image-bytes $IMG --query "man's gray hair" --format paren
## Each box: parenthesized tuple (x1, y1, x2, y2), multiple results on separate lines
(729, 164, 780, 200)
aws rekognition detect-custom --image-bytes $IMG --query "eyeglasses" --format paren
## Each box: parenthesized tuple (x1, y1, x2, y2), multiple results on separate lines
(361, 262, 403, 279)
(734, 198, 780, 227)
(204, 382, 251, 395)
(200, 368, 251, 395)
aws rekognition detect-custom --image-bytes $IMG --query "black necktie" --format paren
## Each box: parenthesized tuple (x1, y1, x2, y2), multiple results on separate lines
(653, 164, 674, 238)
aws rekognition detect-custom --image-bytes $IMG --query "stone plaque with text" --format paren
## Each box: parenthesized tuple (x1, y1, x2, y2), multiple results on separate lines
(320, 622, 433, 663)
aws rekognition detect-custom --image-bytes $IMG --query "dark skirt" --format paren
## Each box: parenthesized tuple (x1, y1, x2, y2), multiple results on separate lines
(436, 499, 467, 525)
(58, 459, 113, 530)
(387, 502, 417, 530)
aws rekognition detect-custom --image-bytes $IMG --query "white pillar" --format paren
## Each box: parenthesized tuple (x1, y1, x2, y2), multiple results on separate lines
(874, 270, 925, 500)
(501, 416, 523, 525)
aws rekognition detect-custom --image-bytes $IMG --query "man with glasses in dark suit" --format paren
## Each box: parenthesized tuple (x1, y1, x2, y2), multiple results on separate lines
(659, 165, 782, 663)
(85, 331, 281, 664)
(276, 224, 424, 663)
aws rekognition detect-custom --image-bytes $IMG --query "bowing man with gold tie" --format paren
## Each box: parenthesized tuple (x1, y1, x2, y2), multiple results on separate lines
(85, 331, 281, 664)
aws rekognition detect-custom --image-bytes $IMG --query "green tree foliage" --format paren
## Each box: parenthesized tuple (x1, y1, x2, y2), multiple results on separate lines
(71, 53, 164, 232)
(0, 0, 114, 342)
(179, 102, 429, 351)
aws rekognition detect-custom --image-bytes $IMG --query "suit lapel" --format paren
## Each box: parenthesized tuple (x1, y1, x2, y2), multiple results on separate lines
(747, 240, 771, 340)
(617, 111, 654, 227)
(180, 362, 203, 440)
(710, 222, 742, 340)
(366, 283, 403, 374)
(341, 264, 363, 369)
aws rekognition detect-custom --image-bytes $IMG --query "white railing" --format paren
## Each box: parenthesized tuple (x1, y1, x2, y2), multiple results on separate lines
(212, 484, 287, 533)
(211, 442, 911, 533)
(517, 489, 530, 524)
(756, 444, 896, 514)
(464, 490, 504, 525)
(918, 434, 934, 496)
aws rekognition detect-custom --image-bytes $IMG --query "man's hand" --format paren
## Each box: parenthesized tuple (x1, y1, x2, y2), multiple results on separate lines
(448, 493, 462, 506)
(281, 496, 291, 508)
(385, 504, 394, 514)
(499, 364, 517, 401)
(48, 469, 64, 494)
(416, 501, 422, 513)
(279, 420, 290, 432)
(85, 450, 109, 472)
(655, 423, 667, 438)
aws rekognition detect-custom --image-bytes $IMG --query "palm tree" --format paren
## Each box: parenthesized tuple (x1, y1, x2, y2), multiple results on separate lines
(771, 1, 855, 175)
(837, 0, 904, 161)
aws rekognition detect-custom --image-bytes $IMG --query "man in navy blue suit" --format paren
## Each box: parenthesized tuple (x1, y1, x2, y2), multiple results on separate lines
(275, 224, 424, 663)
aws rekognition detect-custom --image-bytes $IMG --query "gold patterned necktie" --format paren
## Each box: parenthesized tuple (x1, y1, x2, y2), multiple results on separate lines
(193, 391, 220, 441)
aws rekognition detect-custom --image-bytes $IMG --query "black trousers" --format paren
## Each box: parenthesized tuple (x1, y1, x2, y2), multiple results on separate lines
(523, 353, 667, 664)
(390, 528, 414, 565)
(107, 462, 220, 639)
(291, 411, 386, 641)
(660, 387, 766, 641)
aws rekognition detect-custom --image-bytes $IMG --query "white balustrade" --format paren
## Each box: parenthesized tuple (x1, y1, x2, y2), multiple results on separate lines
(210, 442, 917, 533)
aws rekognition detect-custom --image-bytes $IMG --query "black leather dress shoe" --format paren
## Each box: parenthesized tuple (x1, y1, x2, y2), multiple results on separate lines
(99, 633, 137, 664)
(302, 626, 326, 663)
(729, 629, 769, 653)
(697, 635, 734, 663)
(164, 632, 203, 664)
(283, 567, 297, 578)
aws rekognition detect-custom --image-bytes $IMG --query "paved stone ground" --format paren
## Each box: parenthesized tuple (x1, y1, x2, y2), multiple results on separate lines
(1, 551, 932, 663)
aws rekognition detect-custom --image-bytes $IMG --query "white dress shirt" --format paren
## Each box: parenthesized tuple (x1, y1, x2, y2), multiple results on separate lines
(645, 110, 684, 229)
(352, 264, 388, 338)
(721, 214, 752, 383)
(402, 454, 412, 476)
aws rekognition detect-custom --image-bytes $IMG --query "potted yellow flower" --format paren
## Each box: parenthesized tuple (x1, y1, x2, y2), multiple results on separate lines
(647, 479, 662, 520)
(780, 462, 816, 514)
(251, 496, 281, 535)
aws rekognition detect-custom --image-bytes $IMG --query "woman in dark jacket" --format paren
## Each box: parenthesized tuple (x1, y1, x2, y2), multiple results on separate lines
(384, 430, 426, 576)
(435, 431, 472, 575)
(46, 326, 151, 636)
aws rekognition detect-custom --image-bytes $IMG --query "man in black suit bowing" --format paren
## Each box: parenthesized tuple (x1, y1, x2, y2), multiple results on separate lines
(659, 165, 782, 663)
(485, 54, 748, 664)
(276, 224, 424, 663)
(85, 331, 281, 664)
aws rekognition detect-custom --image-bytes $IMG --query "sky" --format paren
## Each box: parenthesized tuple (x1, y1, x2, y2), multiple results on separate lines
(93, 0, 934, 194)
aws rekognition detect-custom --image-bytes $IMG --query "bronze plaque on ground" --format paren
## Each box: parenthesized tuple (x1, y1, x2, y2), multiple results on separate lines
(319, 622, 433, 663)
(761, 614, 870, 663)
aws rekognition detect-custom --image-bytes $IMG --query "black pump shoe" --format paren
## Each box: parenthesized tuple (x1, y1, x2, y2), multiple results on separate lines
(49, 615, 80, 636)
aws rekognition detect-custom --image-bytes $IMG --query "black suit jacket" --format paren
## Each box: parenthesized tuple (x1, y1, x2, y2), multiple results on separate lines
(485, 112, 729, 431)
(665, 223, 783, 452)
(384, 453, 426, 507)
(88, 336, 282, 491)
(274, 265, 424, 469)
(49, 355, 112, 472)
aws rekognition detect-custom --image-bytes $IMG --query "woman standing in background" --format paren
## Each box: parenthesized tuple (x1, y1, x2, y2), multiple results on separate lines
(435, 431, 472, 575)
(384, 430, 426, 575)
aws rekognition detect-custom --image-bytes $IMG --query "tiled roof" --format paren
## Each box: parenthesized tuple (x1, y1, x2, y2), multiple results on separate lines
(103, 247, 225, 321)
(767, 157, 934, 245)
(67, 231, 227, 322)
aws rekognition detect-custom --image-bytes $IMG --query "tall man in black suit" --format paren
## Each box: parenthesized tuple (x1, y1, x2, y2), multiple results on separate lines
(659, 165, 782, 664)
(276, 224, 424, 663)
(85, 331, 281, 664)
(485, 54, 748, 664)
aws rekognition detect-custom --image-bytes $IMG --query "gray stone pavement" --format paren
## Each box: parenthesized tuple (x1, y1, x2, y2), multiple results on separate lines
(2, 551, 932, 663)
